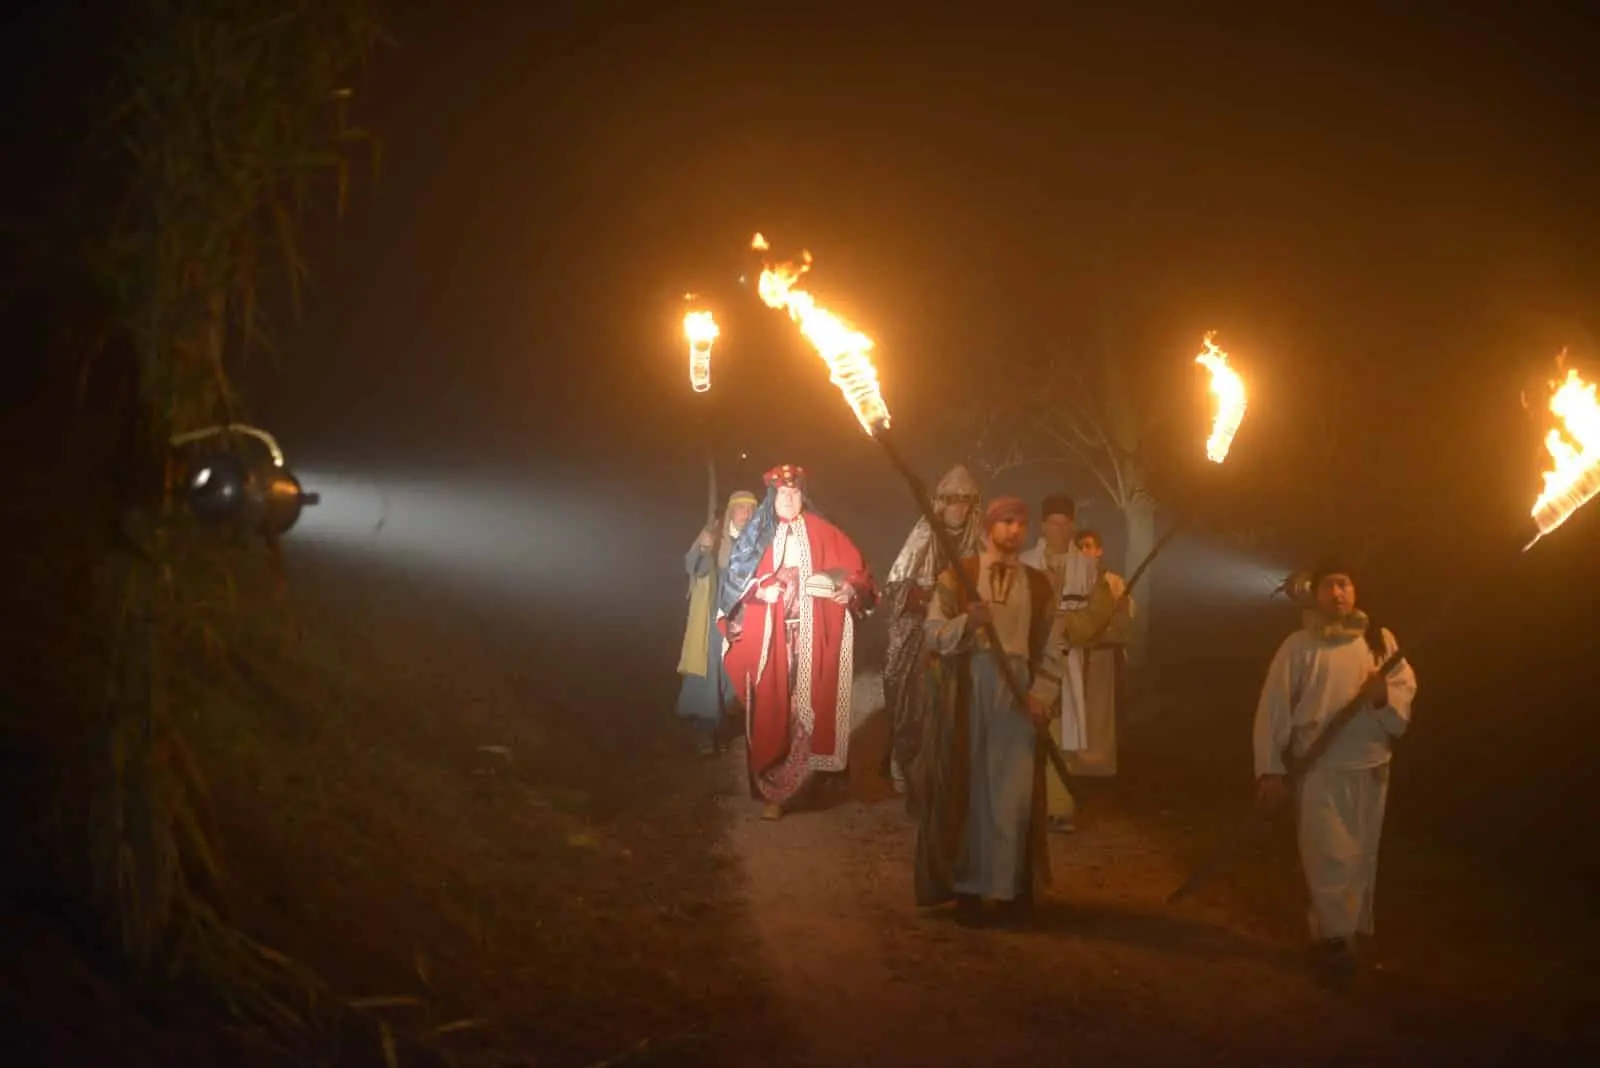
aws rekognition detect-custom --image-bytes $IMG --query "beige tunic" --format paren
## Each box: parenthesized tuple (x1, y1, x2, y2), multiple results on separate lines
(1253, 624, 1418, 940)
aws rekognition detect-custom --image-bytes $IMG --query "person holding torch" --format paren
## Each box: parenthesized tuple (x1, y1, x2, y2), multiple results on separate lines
(1252, 558, 1417, 973)
(913, 497, 1120, 929)
(676, 489, 759, 755)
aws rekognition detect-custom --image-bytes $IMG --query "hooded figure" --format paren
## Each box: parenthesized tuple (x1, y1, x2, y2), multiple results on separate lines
(880, 464, 983, 806)
(719, 464, 878, 819)
(676, 489, 759, 753)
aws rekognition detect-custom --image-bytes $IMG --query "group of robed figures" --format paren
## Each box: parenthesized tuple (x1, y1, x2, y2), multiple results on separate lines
(675, 461, 1417, 965)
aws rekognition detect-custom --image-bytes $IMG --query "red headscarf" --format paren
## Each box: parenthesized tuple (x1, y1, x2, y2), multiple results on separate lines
(984, 495, 1028, 529)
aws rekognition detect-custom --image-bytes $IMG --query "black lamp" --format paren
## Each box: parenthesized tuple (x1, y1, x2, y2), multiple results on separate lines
(1275, 569, 1316, 607)
(173, 424, 320, 538)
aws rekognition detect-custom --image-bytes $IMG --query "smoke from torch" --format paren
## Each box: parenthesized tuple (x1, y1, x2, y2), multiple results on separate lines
(1195, 331, 1247, 464)
(1527, 359, 1600, 548)
(683, 299, 719, 393)
(751, 234, 890, 433)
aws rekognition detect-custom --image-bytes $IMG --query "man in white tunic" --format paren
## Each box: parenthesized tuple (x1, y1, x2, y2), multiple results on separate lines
(1069, 528, 1133, 777)
(1253, 559, 1417, 970)
(1019, 494, 1096, 832)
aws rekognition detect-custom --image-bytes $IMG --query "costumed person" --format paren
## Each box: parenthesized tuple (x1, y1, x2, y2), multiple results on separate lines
(1018, 493, 1096, 833)
(1066, 529, 1133, 777)
(676, 490, 760, 755)
(720, 465, 877, 821)
(880, 464, 983, 805)
(1253, 559, 1417, 973)
(913, 497, 1119, 928)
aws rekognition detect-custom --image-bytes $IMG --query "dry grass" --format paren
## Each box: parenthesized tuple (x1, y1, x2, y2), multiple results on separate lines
(0, 404, 762, 1066)
(160, 558, 768, 1066)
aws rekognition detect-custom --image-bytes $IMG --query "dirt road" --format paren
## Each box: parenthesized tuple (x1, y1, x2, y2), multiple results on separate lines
(252, 549, 1594, 1068)
(714, 736, 1594, 1068)
(18, 539, 1582, 1068)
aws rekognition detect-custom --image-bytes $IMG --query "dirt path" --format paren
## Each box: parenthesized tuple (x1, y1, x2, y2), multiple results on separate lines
(79, 543, 1583, 1068)
(716, 741, 1589, 1068)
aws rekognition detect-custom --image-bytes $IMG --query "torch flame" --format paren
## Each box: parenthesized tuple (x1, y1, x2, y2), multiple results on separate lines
(683, 303, 719, 393)
(1194, 332, 1247, 463)
(753, 236, 890, 434)
(1528, 362, 1600, 545)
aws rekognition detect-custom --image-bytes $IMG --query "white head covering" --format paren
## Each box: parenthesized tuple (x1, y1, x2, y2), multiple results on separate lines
(886, 464, 984, 588)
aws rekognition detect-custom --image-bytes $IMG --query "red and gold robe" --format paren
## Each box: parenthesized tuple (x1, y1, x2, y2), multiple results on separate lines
(721, 513, 876, 799)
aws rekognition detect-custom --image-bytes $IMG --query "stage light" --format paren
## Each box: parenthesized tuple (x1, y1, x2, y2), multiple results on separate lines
(171, 424, 321, 539)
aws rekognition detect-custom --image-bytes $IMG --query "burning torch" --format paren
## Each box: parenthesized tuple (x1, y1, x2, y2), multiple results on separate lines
(681, 295, 724, 527)
(1080, 332, 1253, 644)
(683, 298, 719, 396)
(750, 234, 1072, 789)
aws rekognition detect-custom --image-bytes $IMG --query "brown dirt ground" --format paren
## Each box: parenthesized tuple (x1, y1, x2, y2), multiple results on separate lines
(724, 720, 1600, 1066)
(261, 545, 1600, 1066)
(6, 538, 1600, 1066)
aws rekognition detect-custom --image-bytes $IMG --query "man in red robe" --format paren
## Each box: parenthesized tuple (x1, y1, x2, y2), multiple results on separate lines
(720, 464, 877, 820)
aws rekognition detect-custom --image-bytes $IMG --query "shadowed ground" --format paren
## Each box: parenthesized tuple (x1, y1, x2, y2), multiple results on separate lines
(3, 516, 1597, 1065)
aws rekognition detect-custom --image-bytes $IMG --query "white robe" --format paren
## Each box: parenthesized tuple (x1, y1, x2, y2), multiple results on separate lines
(1069, 569, 1132, 777)
(1019, 539, 1096, 751)
(1253, 623, 1418, 941)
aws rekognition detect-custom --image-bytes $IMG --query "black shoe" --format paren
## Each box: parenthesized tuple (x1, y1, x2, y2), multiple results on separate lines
(992, 895, 1036, 930)
(953, 894, 983, 928)
(1316, 936, 1357, 976)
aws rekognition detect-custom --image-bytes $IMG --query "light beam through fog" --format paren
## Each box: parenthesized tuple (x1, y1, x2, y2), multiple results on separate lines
(1157, 539, 1296, 605)
(290, 467, 683, 624)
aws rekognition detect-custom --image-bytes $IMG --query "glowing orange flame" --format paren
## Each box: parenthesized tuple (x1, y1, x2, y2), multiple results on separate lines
(751, 233, 770, 251)
(682, 300, 719, 393)
(1194, 332, 1247, 463)
(753, 236, 890, 433)
(1529, 362, 1600, 546)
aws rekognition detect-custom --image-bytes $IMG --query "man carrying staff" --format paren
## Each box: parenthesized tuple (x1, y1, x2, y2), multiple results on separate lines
(1253, 559, 1417, 972)
(676, 489, 759, 755)
(914, 496, 1118, 928)
(880, 464, 983, 806)
(720, 465, 878, 821)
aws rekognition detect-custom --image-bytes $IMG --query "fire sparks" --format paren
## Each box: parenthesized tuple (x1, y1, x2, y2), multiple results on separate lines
(1528, 362, 1600, 546)
(682, 300, 719, 393)
(1194, 332, 1247, 464)
(753, 235, 890, 433)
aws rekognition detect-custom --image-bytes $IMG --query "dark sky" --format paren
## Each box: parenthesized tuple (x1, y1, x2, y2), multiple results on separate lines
(6, 1, 1600, 561)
